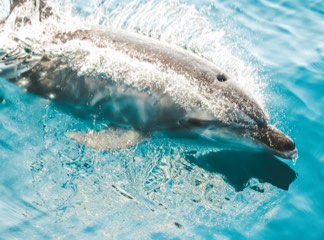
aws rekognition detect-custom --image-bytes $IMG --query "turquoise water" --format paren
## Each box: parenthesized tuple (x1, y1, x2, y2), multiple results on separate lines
(0, 0, 323, 239)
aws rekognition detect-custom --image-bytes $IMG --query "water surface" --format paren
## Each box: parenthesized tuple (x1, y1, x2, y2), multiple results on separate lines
(0, 0, 323, 239)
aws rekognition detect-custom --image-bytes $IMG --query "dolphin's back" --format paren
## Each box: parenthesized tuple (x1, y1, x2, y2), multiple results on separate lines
(56, 29, 223, 84)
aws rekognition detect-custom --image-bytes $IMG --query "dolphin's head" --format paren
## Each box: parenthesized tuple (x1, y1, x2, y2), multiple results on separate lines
(211, 76, 298, 160)
(225, 85, 297, 160)
(184, 76, 297, 160)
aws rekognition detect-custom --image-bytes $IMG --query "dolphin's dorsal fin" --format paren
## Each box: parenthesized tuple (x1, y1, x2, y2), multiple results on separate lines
(2, 0, 55, 26)
(66, 127, 147, 150)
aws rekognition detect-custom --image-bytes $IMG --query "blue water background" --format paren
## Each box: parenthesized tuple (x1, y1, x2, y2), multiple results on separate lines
(0, 0, 323, 239)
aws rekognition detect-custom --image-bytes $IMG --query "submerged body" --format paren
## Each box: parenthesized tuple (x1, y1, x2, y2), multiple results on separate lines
(0, 1, 297, 159)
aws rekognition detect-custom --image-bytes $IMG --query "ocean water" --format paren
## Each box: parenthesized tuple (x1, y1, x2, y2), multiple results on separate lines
(0, 0, 323, 239)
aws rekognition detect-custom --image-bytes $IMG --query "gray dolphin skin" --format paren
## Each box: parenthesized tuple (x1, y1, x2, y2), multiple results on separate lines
(0, 0, 297, 159)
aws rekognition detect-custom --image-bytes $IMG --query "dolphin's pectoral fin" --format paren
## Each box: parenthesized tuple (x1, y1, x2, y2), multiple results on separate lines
(66, 128, 147, 150)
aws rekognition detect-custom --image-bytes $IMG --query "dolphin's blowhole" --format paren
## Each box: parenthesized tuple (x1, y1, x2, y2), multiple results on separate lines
(216, 73, 227, 82)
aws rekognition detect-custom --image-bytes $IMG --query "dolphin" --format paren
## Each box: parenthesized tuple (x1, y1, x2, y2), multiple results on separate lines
(0, 0, 297, 159)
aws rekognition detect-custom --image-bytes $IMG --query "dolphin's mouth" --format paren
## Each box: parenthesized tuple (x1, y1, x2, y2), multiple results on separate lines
(253, 125, 297, 160)
(179, 118, 298, 160)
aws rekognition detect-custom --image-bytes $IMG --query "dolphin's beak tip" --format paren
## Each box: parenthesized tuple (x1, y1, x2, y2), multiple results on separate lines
(255, 125, 298, 161)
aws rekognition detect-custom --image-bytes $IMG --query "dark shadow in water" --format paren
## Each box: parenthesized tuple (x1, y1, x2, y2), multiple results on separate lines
(186, 150, 297, 191)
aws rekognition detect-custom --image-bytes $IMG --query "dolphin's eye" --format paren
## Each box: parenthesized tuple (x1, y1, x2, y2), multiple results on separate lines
(216, 73, 227, 82)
